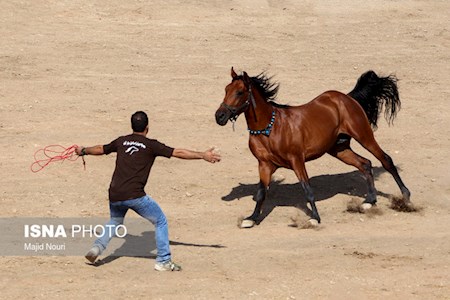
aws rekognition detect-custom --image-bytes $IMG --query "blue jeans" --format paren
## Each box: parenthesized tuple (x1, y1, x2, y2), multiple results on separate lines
(93, 195, 171, 263)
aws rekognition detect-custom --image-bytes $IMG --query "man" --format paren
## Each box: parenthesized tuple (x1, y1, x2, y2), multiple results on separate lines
(76, 111, 221, 271)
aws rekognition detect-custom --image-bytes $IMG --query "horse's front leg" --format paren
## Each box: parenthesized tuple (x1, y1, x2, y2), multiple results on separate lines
(240, 161, 276, 228)
(292, 159, 321, 225)
(300, 181, 321, 225)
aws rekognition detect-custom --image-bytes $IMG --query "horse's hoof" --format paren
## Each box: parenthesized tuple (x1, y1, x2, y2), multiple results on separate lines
(308, 219, 319, 227)
(240, 219, 255, 228)
(361, 203, 373, 211)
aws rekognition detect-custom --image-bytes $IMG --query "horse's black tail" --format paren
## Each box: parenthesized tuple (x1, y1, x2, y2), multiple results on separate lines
(348, 70, 401, 129)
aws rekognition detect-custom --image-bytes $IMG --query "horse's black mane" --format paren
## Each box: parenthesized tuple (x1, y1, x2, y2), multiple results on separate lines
(235, 72, 290, 108)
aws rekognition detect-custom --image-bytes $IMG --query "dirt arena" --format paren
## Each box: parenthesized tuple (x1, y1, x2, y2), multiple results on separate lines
(1, 0, 449, 299)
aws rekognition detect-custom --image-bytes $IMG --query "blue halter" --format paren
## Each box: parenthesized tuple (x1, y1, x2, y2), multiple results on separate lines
(248, 111, 275, 136)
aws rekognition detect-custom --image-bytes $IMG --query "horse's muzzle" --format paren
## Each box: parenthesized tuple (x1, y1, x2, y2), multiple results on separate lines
(215, 108, 230, 126)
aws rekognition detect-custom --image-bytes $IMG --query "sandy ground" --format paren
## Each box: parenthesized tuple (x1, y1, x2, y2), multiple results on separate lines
(1, 0, 450, 299)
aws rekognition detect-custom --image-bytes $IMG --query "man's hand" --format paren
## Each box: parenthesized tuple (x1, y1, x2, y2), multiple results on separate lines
(203, 147, 221, 163)
(75, 146, 85, 156)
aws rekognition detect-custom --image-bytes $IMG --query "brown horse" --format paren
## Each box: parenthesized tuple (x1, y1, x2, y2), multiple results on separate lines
(215, 67, 411, 228)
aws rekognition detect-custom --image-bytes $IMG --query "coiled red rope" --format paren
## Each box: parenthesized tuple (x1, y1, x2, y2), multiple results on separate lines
(31, 144, 85, 173)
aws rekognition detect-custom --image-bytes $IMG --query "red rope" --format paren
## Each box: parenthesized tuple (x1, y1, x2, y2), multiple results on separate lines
(31, 144, 85, 173)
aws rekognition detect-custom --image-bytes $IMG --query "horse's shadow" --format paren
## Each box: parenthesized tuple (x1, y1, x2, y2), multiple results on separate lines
(222, 167, 390, 223)
(90, 231, 225, 266)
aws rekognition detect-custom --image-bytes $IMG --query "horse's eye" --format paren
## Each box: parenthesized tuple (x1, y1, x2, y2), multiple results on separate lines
(236, 91, 244, 96)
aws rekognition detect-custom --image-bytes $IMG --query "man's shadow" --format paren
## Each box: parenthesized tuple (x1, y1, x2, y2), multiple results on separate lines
(91, 231, 225, 266)
(222, 167, 391, 223)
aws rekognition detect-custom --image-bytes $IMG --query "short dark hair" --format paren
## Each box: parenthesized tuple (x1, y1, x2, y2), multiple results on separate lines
(131, 111, 148, 132)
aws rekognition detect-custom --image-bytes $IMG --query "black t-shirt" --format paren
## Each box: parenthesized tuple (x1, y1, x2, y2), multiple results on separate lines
(103, 133, 174, 202)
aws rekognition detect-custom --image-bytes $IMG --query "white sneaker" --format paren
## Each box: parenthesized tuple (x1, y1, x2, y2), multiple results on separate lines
(154, 260, 182, 271)
(85, 245, 101, 263)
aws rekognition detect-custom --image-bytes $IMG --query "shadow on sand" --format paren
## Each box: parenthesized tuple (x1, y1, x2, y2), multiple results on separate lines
(90, 231, 225, 266)
(221, 167, 393, 223)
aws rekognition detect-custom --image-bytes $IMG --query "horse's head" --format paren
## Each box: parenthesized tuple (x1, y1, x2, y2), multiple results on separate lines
(215, 67, 253, 126)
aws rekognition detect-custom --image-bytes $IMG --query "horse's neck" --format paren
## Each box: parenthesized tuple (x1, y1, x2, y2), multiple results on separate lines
(244, 91, 273, 130)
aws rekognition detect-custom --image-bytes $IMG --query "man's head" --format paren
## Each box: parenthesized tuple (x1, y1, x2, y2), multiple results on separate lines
(131, 111, 149, 133)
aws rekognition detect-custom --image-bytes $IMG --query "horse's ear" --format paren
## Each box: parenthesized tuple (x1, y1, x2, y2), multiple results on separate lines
(231, 67, 238, 79)
(243, 71, 251, 85)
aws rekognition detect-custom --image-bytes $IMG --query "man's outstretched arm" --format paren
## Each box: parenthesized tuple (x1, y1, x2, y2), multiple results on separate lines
(172, 147, 221, 163)
(75, 145, 105, 156)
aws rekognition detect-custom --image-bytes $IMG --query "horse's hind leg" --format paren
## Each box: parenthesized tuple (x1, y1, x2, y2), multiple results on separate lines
(241, 161, 276, 228)
(375, 150, 411, 201)
(328, 141, 377, 207)
(346, 126, 411, 204)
